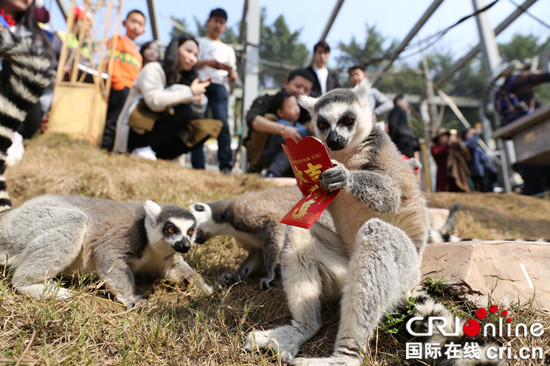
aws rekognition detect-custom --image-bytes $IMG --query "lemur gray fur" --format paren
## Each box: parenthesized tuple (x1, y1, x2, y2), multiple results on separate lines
(190, 187, 336, 290)
(190, 185, 460, 291)
(0, 195, 212, 309)
(0, 29, 212, 309)
(243, 80, 500, 365)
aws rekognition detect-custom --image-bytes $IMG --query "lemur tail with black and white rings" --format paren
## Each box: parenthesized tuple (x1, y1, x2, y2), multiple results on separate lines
(0, 29, 53, 212)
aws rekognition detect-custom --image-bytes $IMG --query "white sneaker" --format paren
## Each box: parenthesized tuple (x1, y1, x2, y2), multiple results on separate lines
(131, 146, 157, 161)
(6, 132, 25, 166)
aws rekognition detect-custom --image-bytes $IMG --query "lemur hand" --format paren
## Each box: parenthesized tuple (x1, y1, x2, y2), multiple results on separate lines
(319, 160, 351, 192)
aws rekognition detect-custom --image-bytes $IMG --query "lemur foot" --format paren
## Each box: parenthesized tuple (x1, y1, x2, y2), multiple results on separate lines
(218, 272, 237, 288)
(122, 295, 148, 311)
(243, 325, 302, 363)
(290, 356, 360, 366)
(16, 283, 74, 301)
(259, 276, 273, 290)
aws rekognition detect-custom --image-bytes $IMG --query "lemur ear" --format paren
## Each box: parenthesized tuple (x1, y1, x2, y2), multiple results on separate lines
(298, 95, 317, 114)
(190, 203, 206, 213)
(144, 200, 162, 221)
(354, 78, 371, 105)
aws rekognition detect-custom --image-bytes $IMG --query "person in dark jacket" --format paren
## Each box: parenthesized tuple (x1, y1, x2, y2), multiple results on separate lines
(244, 68, 314, 173)
(462, 127, 493, 192)
(387, 94, 419, 159)
(306, 40, 339, 98)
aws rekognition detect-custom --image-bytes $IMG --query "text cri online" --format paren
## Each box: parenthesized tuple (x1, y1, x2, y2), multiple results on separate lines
(486, 344, 544, 361)
(406, 342, 544, 361)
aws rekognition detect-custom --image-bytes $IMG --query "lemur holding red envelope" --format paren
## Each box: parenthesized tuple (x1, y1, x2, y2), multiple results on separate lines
(244, 80, 496, 365)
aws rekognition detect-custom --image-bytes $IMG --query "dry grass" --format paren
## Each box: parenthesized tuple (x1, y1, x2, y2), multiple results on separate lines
(1, 134, 549, 365)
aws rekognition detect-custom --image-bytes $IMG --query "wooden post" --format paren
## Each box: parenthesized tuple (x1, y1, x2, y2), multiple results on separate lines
(47, 0, 124, 145)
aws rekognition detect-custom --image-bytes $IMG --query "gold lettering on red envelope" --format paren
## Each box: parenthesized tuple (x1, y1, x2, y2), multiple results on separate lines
(280, 137, 340, 229)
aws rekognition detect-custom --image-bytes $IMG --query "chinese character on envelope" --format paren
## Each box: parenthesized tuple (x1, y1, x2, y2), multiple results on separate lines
(280, 137, 340, 229)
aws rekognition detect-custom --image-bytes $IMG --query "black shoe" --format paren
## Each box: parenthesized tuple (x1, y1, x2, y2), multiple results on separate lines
(221, 167, 232, 175)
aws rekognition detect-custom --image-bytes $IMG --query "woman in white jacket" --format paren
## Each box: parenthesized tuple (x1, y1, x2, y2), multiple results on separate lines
(113, 32, 210, 160)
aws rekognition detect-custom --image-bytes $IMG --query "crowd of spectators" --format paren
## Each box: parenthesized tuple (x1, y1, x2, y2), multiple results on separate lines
(2, 2, 547, 195)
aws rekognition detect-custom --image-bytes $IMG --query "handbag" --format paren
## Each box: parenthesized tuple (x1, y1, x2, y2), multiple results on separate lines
(180, 118, 223, 149)
(128, 99, 168, 132)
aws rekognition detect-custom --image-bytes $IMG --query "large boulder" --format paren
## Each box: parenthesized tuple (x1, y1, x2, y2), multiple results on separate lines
(421, 241, 550, 311)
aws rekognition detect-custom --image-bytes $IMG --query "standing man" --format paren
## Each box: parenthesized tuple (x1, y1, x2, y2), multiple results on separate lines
(387, 94, 419, 159)
(193, 8, 238, 174)
(307, 40, 339, 98)
(348, 65, 393, 124)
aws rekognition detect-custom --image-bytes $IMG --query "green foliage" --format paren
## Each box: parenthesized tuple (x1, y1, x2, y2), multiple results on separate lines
(498, 34, 544, 63)
(336, 24, 387, 72)
(422, 277, 446, 296)
(380, 296, 416, 335)
(259, 9, 309, 88)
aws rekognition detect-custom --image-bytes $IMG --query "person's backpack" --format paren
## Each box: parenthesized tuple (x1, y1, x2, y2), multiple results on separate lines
(494, 75, 531, 127)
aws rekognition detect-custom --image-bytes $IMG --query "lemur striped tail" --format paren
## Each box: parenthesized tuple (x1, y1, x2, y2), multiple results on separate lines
(0, 28, 53, 213)
(409, 285, 504, 365)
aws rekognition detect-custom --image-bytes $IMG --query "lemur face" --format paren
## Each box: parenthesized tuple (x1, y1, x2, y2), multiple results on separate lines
(189, 203, 215, 244)
(144, 201, 197, 253)
(159, 217, 197, 253)
(299, 79, 373, 152)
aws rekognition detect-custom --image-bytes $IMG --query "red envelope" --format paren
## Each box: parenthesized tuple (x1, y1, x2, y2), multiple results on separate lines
(280, 137, 340, 229)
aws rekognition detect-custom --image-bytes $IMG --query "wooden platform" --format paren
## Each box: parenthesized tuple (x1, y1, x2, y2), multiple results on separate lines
(492, 103, 550, 165)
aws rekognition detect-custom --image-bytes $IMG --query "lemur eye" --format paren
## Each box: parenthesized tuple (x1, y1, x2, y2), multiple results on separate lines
(164, 223, 178, 236)
(317, 117, 329, 131)
(342, 116, 355, 126)
(187, 229, 194, 236)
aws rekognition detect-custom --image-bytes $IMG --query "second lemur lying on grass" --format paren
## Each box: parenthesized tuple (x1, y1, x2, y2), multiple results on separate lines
(0, 28, 211, 309)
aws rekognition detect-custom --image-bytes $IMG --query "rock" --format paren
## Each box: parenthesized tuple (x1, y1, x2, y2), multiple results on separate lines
(421, 241, 550, 311)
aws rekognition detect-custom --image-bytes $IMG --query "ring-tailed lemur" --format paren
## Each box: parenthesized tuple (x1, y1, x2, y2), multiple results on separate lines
(190, 187, 336, 290)
(0, 29, 53, 211)
(190, 185, 458, 290)
(243, 80, 500, 365)
(0, 195, 213, 309)
(0, 29, 212, 309)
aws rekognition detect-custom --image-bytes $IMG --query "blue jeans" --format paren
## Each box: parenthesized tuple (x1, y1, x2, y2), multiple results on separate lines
(191, 83, 232, 170)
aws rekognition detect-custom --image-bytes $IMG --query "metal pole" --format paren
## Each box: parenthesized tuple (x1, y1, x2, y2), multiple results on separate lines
(370, 0, 444, 86)
(55, 0, 70, 20)
(435, 0, 537, 88)
(421, 52, 438, 136)
(241, 0, 260, 172)
(237, 0, 249, 46)
(319, 0, 345, 42)
(146, 0, 159, 41)
(471, 0, 513, 193)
